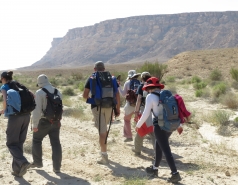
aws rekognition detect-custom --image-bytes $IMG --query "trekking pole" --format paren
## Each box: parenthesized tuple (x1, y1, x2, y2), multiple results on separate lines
(105, 107, 114, 144)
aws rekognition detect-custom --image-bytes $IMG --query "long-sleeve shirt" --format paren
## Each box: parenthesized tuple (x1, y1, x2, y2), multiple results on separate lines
(32, 84, 62, 128)
(118, 80, 130, 97)
(136, 90, 163, 128)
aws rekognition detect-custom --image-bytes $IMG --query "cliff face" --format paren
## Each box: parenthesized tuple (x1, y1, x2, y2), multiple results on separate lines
(32, 11, 238, 68)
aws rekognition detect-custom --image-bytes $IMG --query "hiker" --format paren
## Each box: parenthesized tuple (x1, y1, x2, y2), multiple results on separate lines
(0, 71, 31, 177)
(118, 70, 140, 142)
(135, 77, 182, 183)
(31, 74, 62, 173)
(83, 61, 120, 164)
(132, 72, 155, 156)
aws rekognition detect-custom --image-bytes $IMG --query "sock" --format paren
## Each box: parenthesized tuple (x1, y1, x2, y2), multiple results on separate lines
(153, 164, 158, 170)
(101, 152, 107, 155)
(172, 172, 178, 175)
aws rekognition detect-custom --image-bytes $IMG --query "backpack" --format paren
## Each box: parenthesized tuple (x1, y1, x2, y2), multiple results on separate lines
(8, 81, 36, 114)
(42, 88, 63, 123)
(90, 71, 116, 108)
(152, 90, 180, 132)
(125, 79, 140, 106)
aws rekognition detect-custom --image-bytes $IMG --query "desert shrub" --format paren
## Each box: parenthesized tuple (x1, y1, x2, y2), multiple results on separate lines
(193, 81, 207, 90)
(195, 89, 203, 97)
(71, 72, 83, 81)
(138, 61, 167, 81)
(62, 87, 75, 96)
(220, 92, 238, 109)
(68, 79, 74, 85)
(111, 71, 127, 83)
(201, 88, 211, 98)
(209, 69, 222, 81)
(167, 86, 177, 94)
(230, 68, 238, 82)
(191, 76, 201, 83)
(166, 76, 175, 83)
(234, 117, 238, 127)
(50, 77, 58, 86)
(231, 81, 238, 90)
(78, 81, 85, 91)
(62, 96, 72, 107)
(209, 110, 231, 126)
(212, 82, 227, 98)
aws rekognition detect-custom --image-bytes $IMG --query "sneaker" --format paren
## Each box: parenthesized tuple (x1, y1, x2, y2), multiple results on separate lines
(30, 162, 43, 168)
(167, 172, 182, 183)
(97, 154, 109, 165)
(19, 162, 30, 177)
(53, 168, 61, 173)
(124, 138, 133, 142)
(146, 165, 158, 177)
(11, 171, 20, 177)
(131, 147, 141, 156)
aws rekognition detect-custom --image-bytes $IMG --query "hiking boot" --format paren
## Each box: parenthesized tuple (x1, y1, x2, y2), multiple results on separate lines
(11, 171, 21, 177)
(30, 162, 43, 168)
(167, 172, 182, 183)
(124, 138, 133, 142)
(131, 147, 141, 156)
(53, 168, 61, 173)
(97, 154, 109, 165)
(146, 165, 158, 177)
(19, 162, 30, 177)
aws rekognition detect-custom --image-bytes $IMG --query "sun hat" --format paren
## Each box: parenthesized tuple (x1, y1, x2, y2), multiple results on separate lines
(126, 70, 141, 80)
(36, 74, 51, 87)
(141, 72, 151, 78)
(94, 61, 105, 71)
(142, 77, 164, 90)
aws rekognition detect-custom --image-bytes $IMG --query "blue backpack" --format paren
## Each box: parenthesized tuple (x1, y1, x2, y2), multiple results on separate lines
(129, 79, 140, 91)
(89, 71, 117, 108)
(152, 90, 180, 132)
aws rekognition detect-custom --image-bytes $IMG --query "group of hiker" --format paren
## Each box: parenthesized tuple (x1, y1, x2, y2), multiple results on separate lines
(0, 72, 62, 177)
(0, 60, 191, 183)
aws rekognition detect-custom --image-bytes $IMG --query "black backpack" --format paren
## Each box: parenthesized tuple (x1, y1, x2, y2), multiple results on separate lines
(8, 81, 36, 114)
(42, 88, 63, 123)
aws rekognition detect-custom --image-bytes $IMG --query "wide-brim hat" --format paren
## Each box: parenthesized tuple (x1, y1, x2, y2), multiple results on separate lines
(142, 77, 164, 90)
(36, 74, 51, 87)
(126, 70, 141, 80)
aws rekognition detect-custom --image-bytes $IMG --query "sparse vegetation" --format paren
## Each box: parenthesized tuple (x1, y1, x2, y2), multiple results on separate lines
(221, 92, 238, 109)
(230, 68, 238, 82)
(62, 87, 75, 96)
(209, 69, 222, 81)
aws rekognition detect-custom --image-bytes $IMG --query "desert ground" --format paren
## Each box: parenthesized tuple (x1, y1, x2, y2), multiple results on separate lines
(1, 48, 238, 185)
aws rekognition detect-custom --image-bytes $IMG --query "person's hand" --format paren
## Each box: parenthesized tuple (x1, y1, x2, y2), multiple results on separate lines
(135, 127, 139, 132)
(177, 126, 183, 135)
(0, 110, 4, 114)
(134, 114, 139, 122)
(33, 128, 38, 132)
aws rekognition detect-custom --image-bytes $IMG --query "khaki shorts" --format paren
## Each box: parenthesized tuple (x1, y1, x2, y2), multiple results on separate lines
(92, 107, 113, 134)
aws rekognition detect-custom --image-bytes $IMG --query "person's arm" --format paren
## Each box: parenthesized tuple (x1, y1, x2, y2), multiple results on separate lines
(0, 90, 7, 114)
(115, 91, 120, 117)
(136, 95, 153, 128)
(118, 81, 129, 97)
(134, 94, 142, 122)
(83, 88, 90, 99)
(32, 91, 43, 132)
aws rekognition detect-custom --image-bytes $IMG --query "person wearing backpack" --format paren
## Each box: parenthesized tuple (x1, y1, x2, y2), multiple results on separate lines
(132, 72, 155, 156)
(0, 71, 31, 177)
(118, 70, 140, 142)
(135, 77, 182, 183)
(83, 61, 120, 165)
(31, 74, 63, 173)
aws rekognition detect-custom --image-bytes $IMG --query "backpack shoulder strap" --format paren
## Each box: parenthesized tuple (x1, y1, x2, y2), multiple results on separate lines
(42, 88, 50, 95)
(54, 88, 58, 95)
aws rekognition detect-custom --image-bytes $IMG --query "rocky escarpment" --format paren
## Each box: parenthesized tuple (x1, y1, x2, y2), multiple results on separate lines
(32, 11, 238, 68)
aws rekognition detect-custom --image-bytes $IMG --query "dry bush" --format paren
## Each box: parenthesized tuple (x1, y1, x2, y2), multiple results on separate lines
(221, 92, 238, 109)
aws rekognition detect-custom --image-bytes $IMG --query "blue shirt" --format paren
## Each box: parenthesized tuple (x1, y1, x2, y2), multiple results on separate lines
(0, 84, 10, 92)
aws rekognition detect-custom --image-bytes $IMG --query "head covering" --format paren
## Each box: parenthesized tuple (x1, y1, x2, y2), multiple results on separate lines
(141, 72, 151, 79)
(142, 77, 164, 90)
(1, 72, 8, 78)
(36, 74, 51, 87)
(94, 61, 105, 71)
(126, 70, 141, 80)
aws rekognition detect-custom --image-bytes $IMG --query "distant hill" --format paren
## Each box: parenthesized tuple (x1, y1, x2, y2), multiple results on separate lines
(29, 11, 238, 69)
(165, 47, 238, 80)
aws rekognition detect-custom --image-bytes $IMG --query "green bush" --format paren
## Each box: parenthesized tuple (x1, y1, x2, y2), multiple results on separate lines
(62, 87, 75, 96)
(230, 68, 238, 82)
(71, 73, 83, 81)
(191, 76, 201, 83)
(138, 61, 167, 81)
(209, 69, 222, 81)
(210, 110, 230, 126)
(166, 76, 175, 83)
(212, 82, 227, 98)
(193, 81, 207, 90)
(78, 81, 85, 91)
(50, 77, 58, 87)
(195, 89, 203, 97)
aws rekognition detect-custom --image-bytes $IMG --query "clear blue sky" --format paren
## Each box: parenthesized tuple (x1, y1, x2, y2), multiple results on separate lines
(0, 0, 237, 70)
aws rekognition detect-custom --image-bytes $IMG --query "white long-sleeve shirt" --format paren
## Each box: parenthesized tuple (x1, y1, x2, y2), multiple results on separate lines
(118, 80, 130, 97)
(136, 90, 163, 128)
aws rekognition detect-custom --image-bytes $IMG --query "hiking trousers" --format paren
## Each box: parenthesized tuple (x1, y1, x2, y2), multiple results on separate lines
(32, 118, 62, 170)
(6, 114, 30, 174)
(134, 132, 155, 153)
(154, 125, 177, 173)
(123, 102, 135, 138)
